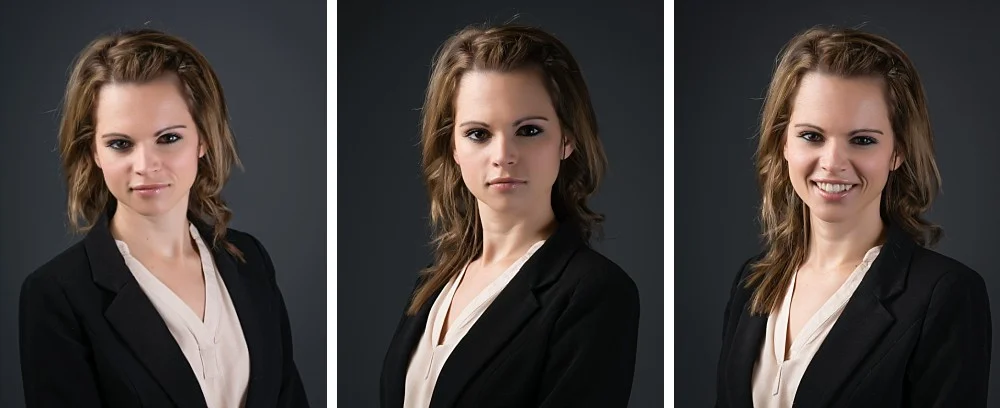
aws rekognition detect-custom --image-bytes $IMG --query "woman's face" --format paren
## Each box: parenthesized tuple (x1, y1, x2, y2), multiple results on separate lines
(93, 74, 204, 220)
(451, 69, 573, 218)
(784, 72, 901, 225)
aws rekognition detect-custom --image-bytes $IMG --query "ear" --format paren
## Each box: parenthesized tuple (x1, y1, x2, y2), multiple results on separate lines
(93, 149, 102, 169)
(199, 142, 206, 159)
(561, 135, 575, 160)
(782, 136, 790, 161)
(891, 150, 903, 171)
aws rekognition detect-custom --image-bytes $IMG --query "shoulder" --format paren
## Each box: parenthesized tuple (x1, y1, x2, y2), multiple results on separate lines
(21, 240, 90, 301)
(908, 246, 988, 299)
(223, 227, 296, 288)
(223, 227, 265, 253)
(25, 240, 89, 285)
(561, 245, 640, 308)
(221, 227, 276, 269)
(730, 252, 766, 291)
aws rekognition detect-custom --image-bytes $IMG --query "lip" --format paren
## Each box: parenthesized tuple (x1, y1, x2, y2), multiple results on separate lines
(811, 178, 856, 185)
(130, 183, 170, 197)
(487, 177, 526, 185)
(130, 183, 170, 191)
(811, 180, 855, 201)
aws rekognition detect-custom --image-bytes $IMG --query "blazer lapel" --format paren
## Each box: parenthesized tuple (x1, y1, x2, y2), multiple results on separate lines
(190, 220, 271, 408)
(89, 202, 209, 408)
(429, 223, 584, 408)
(793, 224, 916, 407)
(725, 300, 767, 408)
(382, 280, 438, 408)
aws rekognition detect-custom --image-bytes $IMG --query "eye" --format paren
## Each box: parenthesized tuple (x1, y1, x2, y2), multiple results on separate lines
(852, 136, 878, 146)
(516, 125, 543, 137)
(107, 139, 133, 150)
(159, 133, 182, 143)
(798, 131, 823, 142)
(464, 128, 490, 143)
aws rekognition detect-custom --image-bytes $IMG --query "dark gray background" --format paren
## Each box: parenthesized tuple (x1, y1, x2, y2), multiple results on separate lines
(0, 0, 327, 407)
(677, 0, 1000, 406)
(337, 1, 664, 407)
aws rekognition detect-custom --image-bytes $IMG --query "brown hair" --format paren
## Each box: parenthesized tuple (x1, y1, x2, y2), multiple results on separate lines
(58, 28, 245, 261)
(747, 26, 943, 315)
(407, 23, 608, 315)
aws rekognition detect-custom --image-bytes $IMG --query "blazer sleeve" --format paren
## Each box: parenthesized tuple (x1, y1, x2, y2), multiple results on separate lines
(535, 267, 641, 408)
(251, 235, 311, 408)
(19, 271, 105, 407)
(905, 269, 992, 407)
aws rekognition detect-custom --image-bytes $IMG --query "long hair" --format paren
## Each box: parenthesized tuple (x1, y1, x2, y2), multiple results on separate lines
(407, 23, 608, 315)
(747, 26, 942, 315)
(58, 28, 245, 261)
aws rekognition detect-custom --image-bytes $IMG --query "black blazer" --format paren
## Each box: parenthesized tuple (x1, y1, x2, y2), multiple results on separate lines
(715, 224, 992, 407)
(18, 204, 309, 408)
(380, 223, 641, 408)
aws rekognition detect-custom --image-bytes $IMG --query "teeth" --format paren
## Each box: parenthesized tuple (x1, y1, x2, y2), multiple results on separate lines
(816, 182, 853, 193)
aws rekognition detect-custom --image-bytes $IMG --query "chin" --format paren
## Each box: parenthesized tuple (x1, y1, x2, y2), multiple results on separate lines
(806, 205, 855, 224)
(117, 197, 182, 218)
(480, 197, 528, 215)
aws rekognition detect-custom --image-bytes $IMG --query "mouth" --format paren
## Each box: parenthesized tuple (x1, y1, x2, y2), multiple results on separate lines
(487, 177, 526, 191)
(811, 180, 856, 200)
(487, 178, 527, 186)
(130, 184, 171, 193)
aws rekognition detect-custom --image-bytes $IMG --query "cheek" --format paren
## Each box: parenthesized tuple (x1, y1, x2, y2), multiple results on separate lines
(95, 153, 128, 176)
(784, 149, 813, 177)
(528, 142, 563, 176)
(164, 145, 202, 170)
(174, 154, 200, 173)
(451, 146, 481, 185)
(859, 156, 893, 186)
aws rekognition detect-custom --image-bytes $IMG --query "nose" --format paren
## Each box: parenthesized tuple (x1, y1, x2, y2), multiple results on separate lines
(819, 140, 849, 173)
(133, 143, 162, 174)
(491, 133, 517, 167)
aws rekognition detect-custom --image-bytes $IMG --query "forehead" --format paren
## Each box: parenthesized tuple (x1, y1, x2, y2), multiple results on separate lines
(453, 69, 556, 120)
(94, 74, 193, 134)
(789, 72, 890, 132)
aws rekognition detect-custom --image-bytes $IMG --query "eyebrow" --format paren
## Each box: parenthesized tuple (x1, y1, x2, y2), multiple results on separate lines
(100, 125, 187, 139)
(794, 123, 884, 135)
(458, 116, 550, 128)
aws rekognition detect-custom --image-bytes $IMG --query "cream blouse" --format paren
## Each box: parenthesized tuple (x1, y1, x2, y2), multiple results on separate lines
(115, 223, 251, 408)
(403, 240, 546, 408)
(751, 246, 882, 407)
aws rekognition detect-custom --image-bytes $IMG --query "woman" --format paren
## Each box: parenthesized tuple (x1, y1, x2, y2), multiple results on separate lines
(18, 29, 309, 407)
(715, 27, 992, 407)
(380, 24, 641, 407)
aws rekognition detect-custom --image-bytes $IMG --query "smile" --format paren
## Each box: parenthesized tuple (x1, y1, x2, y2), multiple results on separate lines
(814, 182, 854, 194)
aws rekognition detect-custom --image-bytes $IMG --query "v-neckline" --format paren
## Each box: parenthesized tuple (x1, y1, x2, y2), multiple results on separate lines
(116, 223, 221, 339)
(775, 246, 882, 362)
(432, 240, 546, 348)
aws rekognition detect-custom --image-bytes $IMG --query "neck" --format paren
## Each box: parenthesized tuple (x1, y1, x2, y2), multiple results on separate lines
(109, 200, 195, 260)
(805, 205, 885, 273)
(476, 202, 557, 266)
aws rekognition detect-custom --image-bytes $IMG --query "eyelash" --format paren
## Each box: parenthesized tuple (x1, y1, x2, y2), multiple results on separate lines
(464, 125, 544, 143)
(106, 133, 183, 151)
(798, 131, 877, 146)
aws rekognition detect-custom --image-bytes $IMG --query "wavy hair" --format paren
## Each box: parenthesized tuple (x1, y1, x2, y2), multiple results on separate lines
(407, 23, 608, 315)
(58, 28, 245, 261)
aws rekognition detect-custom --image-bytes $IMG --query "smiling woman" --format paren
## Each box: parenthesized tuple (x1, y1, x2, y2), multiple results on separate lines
(714, 26, 992, 408)
(380, 23, 641, 408)
(18, 29, 309, 408)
